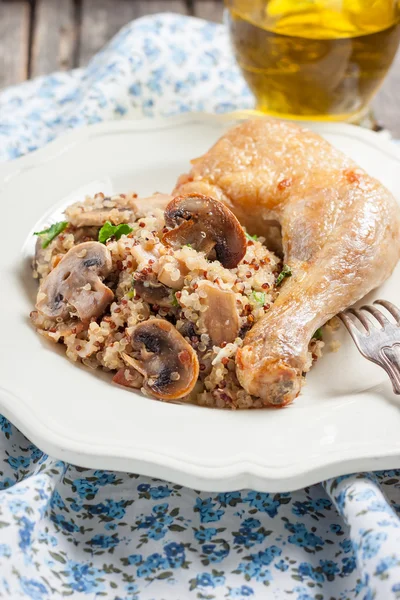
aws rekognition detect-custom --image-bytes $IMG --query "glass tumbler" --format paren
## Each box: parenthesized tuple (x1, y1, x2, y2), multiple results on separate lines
(225, 0, 400, 121)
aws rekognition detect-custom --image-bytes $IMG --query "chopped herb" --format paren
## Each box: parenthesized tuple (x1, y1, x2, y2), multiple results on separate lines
(98, 221, 133, 244)
(313, 328, 323, 340)
(172, 293, 180, 308)
(245, 232, 258, 242)
(276, 264, 292, 286)
(185, 243, 193, 248)
(34, 221, 68, 249)
(125, 279, 136, 299)
(251, 291, 266, 306)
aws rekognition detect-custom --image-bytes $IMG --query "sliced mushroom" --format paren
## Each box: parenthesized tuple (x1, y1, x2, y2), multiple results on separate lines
(157, 255, 188, 289)
(176, 319, 197, 341)
(65, 193, 172, 227)
(198, 281, 240, 347)
(36, 241, 114, 322)
(134, 279, 174, 308)
(132, 193, 172, 216)
(163, 194, 247, 268)
(121, 318, 199, 400)
(66, 207, 133, 228)
(65, 194, 135, 227)
(33, 225, 100, 281)
(131, 244, 158, 271)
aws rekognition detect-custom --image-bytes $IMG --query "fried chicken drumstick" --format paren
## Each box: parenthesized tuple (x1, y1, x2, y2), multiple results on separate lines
(174, 119, 400, 406)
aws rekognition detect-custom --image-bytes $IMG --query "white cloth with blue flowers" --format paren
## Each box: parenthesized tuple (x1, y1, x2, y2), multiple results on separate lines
(0, 13, 400, 600)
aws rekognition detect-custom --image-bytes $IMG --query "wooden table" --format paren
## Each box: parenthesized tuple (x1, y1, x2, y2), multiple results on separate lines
(0, 0, 399, 136)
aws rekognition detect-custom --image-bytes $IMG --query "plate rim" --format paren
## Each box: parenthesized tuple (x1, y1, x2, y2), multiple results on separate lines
(1, 111, 399, 185)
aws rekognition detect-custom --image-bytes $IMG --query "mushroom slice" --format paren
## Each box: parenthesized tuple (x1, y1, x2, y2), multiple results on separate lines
(132, 193, 172, 216)
(65, 194, 135, 227)
(65, 193, 172, 227)
(33, 226, 99, 278)
(198, 281, 240, 347)
(66, 207, 134, 228)
(134, 279, 174, 308)
(157, 255, 188, 290)
(130, 245, 157, 271)
(122, 319, 199, 400)
(36, 241, 114, 322)
(163, 194, 247, 268)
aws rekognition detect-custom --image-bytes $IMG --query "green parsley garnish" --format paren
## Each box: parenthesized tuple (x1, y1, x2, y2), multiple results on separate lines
(34, 221, 68, 249)
(126, 279, 136, 299)
(276, 264, 292, 286)
(185, 243, 193, 248)
(245, 232, 258, 242)
(251, 291, 266, 306)
(313, 328, 323, 340)
(171, 293, 180, 308)
(98, 221, 133, 244)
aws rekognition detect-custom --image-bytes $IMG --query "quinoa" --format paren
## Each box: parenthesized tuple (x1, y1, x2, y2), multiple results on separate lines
(30, 191, 324, 409)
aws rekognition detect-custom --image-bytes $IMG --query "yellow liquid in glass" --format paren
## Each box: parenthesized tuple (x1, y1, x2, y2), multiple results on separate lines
(227, 0, 400, 121)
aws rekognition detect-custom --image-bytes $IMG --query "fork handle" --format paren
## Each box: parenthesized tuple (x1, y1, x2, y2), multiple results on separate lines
(379, 344, 400, 395)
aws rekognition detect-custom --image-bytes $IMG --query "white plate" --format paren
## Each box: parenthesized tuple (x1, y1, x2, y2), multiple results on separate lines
(1, 113, 400, 492)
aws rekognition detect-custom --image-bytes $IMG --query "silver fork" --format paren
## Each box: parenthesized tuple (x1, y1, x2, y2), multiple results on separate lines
(338, 300, 400, 394)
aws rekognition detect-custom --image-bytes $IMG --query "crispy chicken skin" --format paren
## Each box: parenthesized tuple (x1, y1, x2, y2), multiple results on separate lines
(174, 119, 400, 407)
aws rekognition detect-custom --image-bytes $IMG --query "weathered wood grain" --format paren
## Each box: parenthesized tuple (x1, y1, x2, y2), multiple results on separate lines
(31, 0, 76, 77)
(0, 0, 30, 89)
(193, 0, 224, 22)
(134, 1, 188, 17)
(79, 0, 187, 66)
(79, 0, 136, 66)
(373, 48, 400, 138)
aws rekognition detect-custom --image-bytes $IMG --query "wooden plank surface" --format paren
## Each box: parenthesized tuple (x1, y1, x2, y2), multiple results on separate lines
(194, 0, 224, 22)
(79, 0, 138, 66)
(31, 0, 76, 78)
(79, 0, 187, 66)
(134, 1, 188, 17)
(0, 0, 30, 89)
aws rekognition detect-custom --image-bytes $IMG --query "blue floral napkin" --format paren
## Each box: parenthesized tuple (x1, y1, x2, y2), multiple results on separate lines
(1, 14, 400, 600)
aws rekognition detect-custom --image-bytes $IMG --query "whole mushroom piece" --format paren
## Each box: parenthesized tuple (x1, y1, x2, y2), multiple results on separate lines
(121, 319, 199, 400)
(163, 194, 247, 269)
(35, 241, 114, 322)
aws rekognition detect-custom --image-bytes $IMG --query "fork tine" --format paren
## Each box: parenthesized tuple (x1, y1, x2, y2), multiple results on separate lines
(338, 312, 365, 351)
(347, 308, 370, 332)
(361, 304, 390, 328)
(374, 299, 400, 325)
